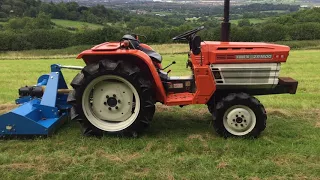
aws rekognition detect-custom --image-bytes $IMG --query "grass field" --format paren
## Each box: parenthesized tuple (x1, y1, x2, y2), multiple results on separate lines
(2, 40, 320, 60)
(2, 40, 320, 61)
(51, 19, 104, 30)
(246, 0, 299, 4)
(0, 19, 104, 31)
(230, 18, 269, 25)
(0, 48, 319, 179)
(0, 44, 190, 60)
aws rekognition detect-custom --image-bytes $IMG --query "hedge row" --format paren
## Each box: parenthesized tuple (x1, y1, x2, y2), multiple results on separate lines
(2, 22, 320, 51)
(0, 26, 122, 51)
(0, 29, 70, 51)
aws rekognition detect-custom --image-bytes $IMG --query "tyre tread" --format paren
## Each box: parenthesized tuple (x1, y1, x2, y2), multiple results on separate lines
(212, 93, 267, 138)
(67, 59, 155, 137)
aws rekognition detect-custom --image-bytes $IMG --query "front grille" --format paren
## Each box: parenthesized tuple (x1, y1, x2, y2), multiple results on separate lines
(210, 63, 281, 89)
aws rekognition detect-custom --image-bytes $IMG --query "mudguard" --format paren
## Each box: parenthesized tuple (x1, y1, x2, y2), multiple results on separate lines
(76, 42, 167, 102)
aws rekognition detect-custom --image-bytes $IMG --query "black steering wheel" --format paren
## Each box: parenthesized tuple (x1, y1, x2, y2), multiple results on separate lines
(172, 26, 205, 41)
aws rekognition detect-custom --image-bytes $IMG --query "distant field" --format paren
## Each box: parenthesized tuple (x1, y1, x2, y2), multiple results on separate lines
(0, 49, 319, 179)
(51, 19, 103, 30)
(230, 18, 269, 25)
(246, 0, 300, 4)
(0, 44, 190, 60)
(0, 19, 104, 30)
(151, 11, 173, 16)
(186, 17, 201, 21)
(1, 40, 320, 60)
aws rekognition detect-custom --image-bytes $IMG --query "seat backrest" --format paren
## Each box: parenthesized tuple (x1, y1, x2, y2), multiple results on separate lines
(191, 35, 202, 55)
(122, 35, 141, 49)
(121, 35, 162, 63)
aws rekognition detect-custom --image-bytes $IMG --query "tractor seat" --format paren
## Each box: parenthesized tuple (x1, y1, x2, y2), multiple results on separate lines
(122, 35, 162, 63)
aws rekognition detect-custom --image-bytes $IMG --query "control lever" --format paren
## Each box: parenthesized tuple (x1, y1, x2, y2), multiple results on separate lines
(161, 61, 176, 70)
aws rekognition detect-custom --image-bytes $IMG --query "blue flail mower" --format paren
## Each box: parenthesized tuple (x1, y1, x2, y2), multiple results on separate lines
(0, 64, 82, 137)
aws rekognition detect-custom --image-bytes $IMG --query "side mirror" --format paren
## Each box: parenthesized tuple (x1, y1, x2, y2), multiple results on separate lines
(192, 35, 201, 55)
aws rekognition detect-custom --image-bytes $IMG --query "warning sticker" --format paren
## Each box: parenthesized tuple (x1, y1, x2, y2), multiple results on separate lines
(173, 83, 184, 89)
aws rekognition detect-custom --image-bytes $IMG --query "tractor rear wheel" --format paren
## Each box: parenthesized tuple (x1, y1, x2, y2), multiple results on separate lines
(209, 93, 267, 138)
(67, 59, 155, 137)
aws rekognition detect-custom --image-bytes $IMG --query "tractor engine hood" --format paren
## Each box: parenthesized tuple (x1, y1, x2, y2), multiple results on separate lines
(201, 41, 290, 64)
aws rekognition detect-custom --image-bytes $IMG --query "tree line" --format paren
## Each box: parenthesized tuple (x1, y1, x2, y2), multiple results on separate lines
(0, 0, 319, 51)
(0, 0, 123, 24)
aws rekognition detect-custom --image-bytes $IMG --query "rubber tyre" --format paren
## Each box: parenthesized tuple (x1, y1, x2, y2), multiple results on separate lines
(210, 93, 267, 138)
(67, 59, 155, 137)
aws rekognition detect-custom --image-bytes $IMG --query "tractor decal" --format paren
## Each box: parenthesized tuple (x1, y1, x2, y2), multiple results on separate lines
(235, 54, 273, 59)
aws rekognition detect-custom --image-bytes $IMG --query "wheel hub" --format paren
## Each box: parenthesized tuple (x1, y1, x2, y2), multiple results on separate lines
(223, 105, 257, 136)
(90, 80, 135, 122)
(107, 97, 118, 107)
(82, 75, 141, 132)
(236, 117, 243, 123)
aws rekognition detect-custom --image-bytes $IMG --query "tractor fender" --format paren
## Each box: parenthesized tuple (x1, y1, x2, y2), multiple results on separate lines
(139, 43, 153, 50)
(77, 49, 166, 102)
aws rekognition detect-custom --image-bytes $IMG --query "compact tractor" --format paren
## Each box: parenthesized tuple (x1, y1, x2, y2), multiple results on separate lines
(0, 0, 298, 138)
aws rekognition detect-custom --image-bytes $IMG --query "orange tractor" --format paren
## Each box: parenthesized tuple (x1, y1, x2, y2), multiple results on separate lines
(0, 0, 297, 138)
(66, 0, 298, 138)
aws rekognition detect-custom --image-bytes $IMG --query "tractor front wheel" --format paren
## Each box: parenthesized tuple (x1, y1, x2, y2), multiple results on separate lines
(209, 93, 267, 138)
(67, 59, 155, 137)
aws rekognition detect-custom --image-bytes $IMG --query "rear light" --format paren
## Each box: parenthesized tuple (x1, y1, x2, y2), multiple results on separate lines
(275, 54, 286, 59)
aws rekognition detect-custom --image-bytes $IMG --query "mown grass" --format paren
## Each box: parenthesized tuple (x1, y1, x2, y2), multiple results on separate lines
(0, 45, 92, 60)
(277, 40, 320, 50)
(51, 19, 103, 30)
(0, 49, 319, 179)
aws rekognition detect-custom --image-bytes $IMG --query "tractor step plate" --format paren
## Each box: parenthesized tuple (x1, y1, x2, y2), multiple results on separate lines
(166, 93, 194, 106)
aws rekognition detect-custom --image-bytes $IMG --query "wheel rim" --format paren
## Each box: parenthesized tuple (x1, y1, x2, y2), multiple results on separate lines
(223, 105, 256, 136)
(82, 75, 141, 132)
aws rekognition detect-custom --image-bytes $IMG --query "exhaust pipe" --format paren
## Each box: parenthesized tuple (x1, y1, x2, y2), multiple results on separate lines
(221, 0, 231, 42)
